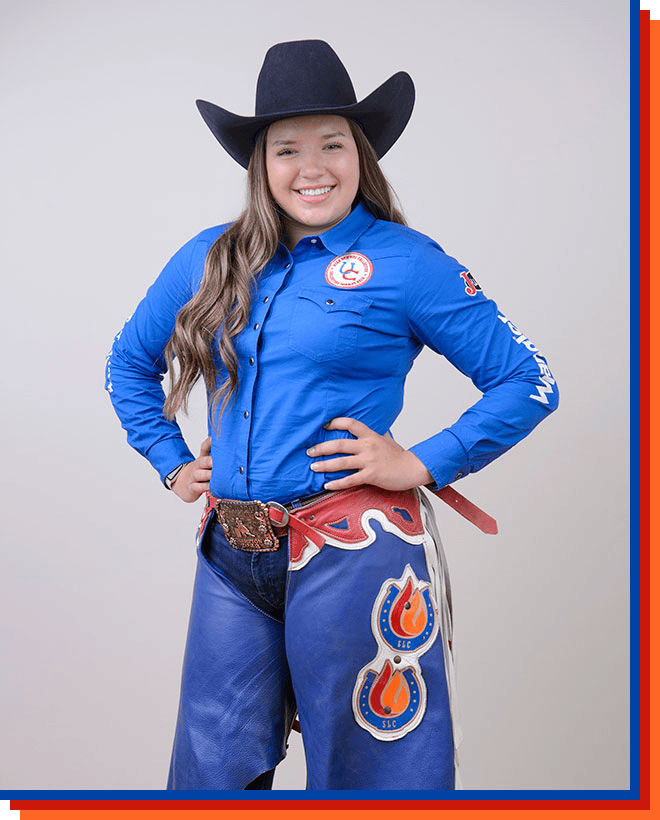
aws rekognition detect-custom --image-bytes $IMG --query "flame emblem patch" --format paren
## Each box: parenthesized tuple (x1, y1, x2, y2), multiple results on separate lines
(356, 660, 423, 737)
(378, 575, 436, 652)
(352, 565, 439, 740)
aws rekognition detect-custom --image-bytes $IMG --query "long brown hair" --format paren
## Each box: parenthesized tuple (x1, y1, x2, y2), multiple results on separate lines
(163, 119, 406, 424)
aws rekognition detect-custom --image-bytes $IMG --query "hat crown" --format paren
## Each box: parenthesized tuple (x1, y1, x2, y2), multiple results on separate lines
(255, 40, 357, 117)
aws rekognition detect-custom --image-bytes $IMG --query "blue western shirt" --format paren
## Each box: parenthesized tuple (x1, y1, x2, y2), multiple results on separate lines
(105, 203, 558, 503)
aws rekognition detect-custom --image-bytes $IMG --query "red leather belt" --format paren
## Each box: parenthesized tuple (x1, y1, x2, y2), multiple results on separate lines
(432, 485, 498, 535)
(199, 483, 497, 555)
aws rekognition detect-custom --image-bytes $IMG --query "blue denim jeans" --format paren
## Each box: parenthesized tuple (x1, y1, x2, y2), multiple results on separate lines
(203, 517, 289, 621)
(202, 519, 288, 790)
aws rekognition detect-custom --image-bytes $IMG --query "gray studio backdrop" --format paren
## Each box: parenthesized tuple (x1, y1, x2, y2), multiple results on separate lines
(1, 0, 630, 792)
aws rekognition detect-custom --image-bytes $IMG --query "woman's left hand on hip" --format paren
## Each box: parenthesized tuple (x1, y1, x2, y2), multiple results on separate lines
(307, 417, 433, 492)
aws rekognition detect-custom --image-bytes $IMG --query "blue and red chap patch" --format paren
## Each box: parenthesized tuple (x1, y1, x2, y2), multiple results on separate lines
(352, 564, 439, 740)
(325, 252, 373, 288)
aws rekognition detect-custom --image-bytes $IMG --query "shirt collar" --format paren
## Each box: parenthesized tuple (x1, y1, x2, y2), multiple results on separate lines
(315, 202, 377, 255)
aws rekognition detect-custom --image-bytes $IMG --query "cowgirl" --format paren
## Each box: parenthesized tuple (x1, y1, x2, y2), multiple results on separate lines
(106, 40, 558, 790)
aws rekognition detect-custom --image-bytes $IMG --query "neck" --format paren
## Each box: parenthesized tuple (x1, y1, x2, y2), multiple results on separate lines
(282, 219, 311, 251)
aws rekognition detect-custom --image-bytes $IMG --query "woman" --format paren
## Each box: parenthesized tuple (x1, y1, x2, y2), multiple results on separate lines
(106, 40, 558, 791)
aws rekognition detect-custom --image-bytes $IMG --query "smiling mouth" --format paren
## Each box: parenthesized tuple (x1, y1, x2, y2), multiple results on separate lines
(296, 186, 334, 197)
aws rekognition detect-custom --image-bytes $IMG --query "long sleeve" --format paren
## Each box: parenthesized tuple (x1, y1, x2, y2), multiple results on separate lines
(105, 228, 224, 482)
(405, 240, 558, 489)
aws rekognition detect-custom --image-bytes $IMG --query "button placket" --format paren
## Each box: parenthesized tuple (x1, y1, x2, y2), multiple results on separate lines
(235, 334, 258, 486)
(236, 256, 289, 488)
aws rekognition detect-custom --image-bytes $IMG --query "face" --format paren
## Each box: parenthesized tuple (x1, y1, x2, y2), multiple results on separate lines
(265, 115, 360, 248)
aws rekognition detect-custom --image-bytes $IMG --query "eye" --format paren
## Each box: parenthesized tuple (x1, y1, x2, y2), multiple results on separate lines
(276, 148, 296, 156)
(324, 142, 343, 151)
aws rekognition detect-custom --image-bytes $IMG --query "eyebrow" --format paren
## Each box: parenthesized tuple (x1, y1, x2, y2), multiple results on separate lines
(270, 131, 346, 146)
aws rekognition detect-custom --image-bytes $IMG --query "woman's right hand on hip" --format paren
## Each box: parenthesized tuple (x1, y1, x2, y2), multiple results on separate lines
(171, 437, 213, 503)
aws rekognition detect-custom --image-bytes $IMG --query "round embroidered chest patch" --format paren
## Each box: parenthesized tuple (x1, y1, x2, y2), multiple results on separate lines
(325, 252, 373, 289)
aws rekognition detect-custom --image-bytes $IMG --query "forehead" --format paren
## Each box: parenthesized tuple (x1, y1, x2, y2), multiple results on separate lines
(267, 114, 351, 143)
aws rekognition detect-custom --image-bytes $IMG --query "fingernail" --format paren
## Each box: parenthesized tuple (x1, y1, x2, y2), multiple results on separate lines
(322, 422, 331, 430)
(306, 447, 315, 456)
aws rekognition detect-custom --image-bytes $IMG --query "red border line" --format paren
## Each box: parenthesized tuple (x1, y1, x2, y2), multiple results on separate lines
(639, 7, 651, 813)
(8, 799, 649, 812)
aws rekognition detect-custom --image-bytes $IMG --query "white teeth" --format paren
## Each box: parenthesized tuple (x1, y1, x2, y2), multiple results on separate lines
(298, 186, 332, 196)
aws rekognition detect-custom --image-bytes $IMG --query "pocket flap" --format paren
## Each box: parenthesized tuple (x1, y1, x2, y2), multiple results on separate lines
(298, 289, 372, 315)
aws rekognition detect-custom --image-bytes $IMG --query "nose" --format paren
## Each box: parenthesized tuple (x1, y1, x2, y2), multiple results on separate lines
(297, 150, 325, 181)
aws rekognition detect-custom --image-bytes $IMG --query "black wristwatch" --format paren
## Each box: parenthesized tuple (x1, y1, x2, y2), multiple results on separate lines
(164, 463, 187, 490)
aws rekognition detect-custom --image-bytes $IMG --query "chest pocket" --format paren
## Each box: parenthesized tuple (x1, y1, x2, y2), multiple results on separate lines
(288, 289, 373, 363)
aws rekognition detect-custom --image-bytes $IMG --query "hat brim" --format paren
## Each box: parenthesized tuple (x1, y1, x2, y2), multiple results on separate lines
(196, 72, 415, 169)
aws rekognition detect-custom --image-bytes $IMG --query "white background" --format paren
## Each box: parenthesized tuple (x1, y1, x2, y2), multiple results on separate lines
(1, 0, 631, 797)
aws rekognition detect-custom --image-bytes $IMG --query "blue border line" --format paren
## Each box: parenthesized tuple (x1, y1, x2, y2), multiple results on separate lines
(629, 0, 641, 803)
(0, 789, 639, 801)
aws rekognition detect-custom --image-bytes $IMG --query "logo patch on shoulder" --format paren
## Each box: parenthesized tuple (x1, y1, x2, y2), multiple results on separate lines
(460, 270, 482, 296)
(325, 253, 373, 289)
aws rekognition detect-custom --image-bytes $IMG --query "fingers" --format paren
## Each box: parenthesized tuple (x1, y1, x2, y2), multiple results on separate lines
(310, 455, 358, 474)
(323, 417, 372, 437)
(307, 420, 430, 492)
(306, 439, 359, 458)
(190, 481, 210, 495)
(189, 465, 212, 484)
(308, 419, 375, 485)
(322, 472, 364, 492)
(194, 438, 213, 480)
(307, 417, 373, 459)
(171, 443, 213, 503)
(192, 438, 213, 472)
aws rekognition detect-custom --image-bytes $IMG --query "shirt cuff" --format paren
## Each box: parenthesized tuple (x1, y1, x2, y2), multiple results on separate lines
(409, 429, 469, 490)
(146, 437, 196, 485)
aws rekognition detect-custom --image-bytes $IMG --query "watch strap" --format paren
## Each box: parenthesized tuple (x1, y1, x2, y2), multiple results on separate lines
(164, 463, 187, 490)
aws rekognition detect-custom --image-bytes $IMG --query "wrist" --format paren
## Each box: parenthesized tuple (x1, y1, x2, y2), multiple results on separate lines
(403, 450, 433, 487)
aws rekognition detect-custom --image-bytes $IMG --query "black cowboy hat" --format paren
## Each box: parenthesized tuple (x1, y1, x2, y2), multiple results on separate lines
(196, 39, 415, 169)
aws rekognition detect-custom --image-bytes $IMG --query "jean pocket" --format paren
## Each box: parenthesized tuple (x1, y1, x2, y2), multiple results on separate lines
(288, 288, 372, 363)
